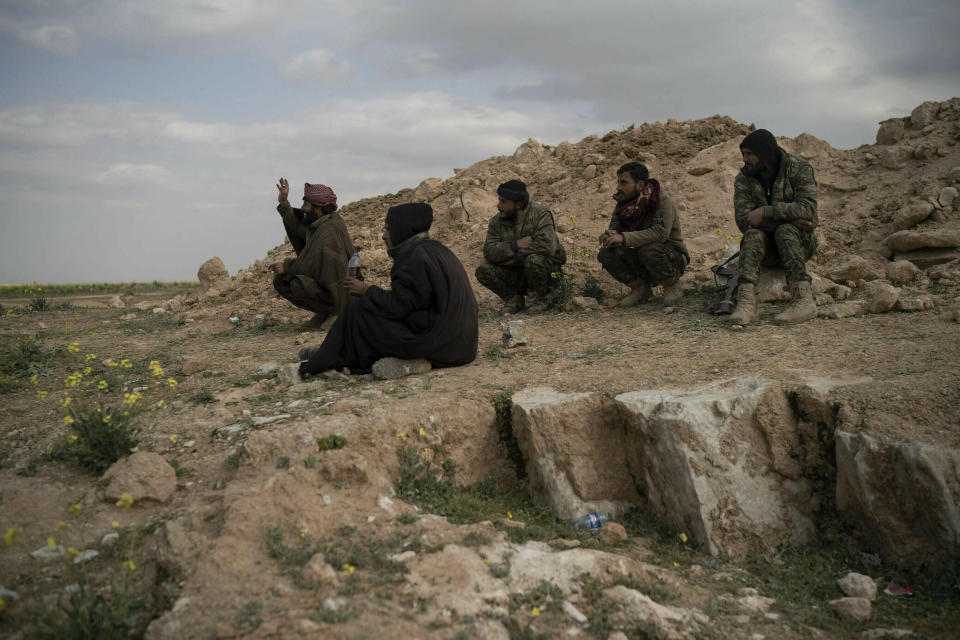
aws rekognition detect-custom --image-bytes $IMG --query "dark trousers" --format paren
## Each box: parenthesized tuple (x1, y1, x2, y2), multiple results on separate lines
(475, 254, 558, 300)
(597, 242, 686, 287)
(273, 274, 332, 314)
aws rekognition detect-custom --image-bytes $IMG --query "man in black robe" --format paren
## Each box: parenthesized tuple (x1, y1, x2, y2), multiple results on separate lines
(299, 203, 478, 376)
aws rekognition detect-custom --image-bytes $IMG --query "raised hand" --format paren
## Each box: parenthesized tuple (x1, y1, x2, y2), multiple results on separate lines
(277, 177, 289, 204)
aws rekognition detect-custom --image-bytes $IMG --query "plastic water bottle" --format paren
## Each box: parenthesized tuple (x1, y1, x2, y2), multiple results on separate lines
(573, 512, 611, 530)
(347, 253, 360, 278)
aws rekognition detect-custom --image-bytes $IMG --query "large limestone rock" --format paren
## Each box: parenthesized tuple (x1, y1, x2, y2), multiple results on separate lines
(103, 452, 177, 503)
(824, 255, 870, 283)
(616, 377, 822, 557)
(884, 260, 920, 283)
(893, 200, 934, 230)
(865, 281, 900, 313)
(511, 388, 639, 521)
(836, 430, 960, 559)
(196, 256, 231, 298)
(885, 228, 960, 252)
(876, 119, 905, 146)
(452, 187, 498, 225)
(413, 177, 445, 202)
(909, 101, 939, 129)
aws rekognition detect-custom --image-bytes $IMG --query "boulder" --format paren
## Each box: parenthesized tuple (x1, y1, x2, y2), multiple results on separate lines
(830, 597, 871, 622)
(513, 138, 545, 164)
(893, 200, 934, 230)
(884, 260, 920, 283)
(865, 281, 900, 313)
(568, 296, 600, 311)
(875, 119, 905, 146)
(885, 228, 960, 252)
(819, 301, 867, 319)
(108, 295, 125, 309)
(939, 186, 958, 209)
(501, 320, 528, 347)
(413, 177, 445, 202)
(894, 296, 933, 312)
(616, 377, 828, 557)
(452, 187, 498, 225)
(197, 257, 231, 297)
(909, 101, 940, 129)
(824, 255, 870, 283)
(371, 357, 431, 380)
(838, 572, 877, 601)
(102, 452, 177, 503)
(880, 146, 909, 170)
(511, 388, 639, 521)
(181, 355, 209, 376)
(835, 430, 960, 559)
(602, 586, 704, 637)
(892, 248, 960, 269)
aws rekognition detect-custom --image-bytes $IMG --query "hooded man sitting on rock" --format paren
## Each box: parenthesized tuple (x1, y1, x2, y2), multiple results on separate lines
(598, 162, 689, 306)
(298, 203, 478, 376)
(475, 180, 566, 313)
(271, 178, 356, 329)
(730, 129, 819, 325)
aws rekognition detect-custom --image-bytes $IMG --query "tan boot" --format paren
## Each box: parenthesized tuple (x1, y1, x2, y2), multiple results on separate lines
(661, 276, 683, 306)
(774, 281, 817, 325)
(618, 280, 652, 307)
(728, 283, 759, 324)
(503, 294, 525, 313)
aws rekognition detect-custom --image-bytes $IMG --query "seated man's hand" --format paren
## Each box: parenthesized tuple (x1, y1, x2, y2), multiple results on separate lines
(746, 208, 764, 227)
(343, 276, 369, 295)
(269, 262, 284, 274)
(516, 236, 533, 249)
(601, 232, 624, 248)
(276, 177, 289, 204)
(598, 230, 614, 245)
(792, 218, 816, 231)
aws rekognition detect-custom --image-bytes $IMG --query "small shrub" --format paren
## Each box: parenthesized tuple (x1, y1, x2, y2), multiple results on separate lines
(580, 276, 605, 302)
(544, 271, 574, 310)
(317, 434, 347, 451)
(186, 389, 217, 405)
(233, 600, 262, 633)
(303, 455, 317, 469)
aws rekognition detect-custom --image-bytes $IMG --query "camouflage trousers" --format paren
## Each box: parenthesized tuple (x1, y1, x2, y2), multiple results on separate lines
(738, 225, 817, 285)
(597, 242, 686, 287)
(475, 254, 559, 300)
(273, 274, 333, 314)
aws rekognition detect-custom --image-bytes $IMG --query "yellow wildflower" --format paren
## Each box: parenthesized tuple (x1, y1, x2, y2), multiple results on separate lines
(102, 415, 111, 424)
(155, 399, 165, 409)
(37, 390, 48, 400)
(45, 444, 52, 453)
(507, 511, 513, 519)
(341, 564, 356, 574)
(166, 377, 178, 387)
(67, 546, 80, 558)
(56, 521, 70, 530)
(531, 607, 541, 617)
(68, 434, 78, 444)
(423, 447, 431, 456)
(63, 415, 75, 426)
(120, 359, 132, 369)
(123, 391, 142, 406)
(4, 527, 23, 546)
(60, 396, 71, 408)
(170, 434, 178, 444)
(0, 596, 5, 611)
(396, 433, 406, 440)
(106, 358, 118, 367)
(85, 353, 97, 362)
(112, 521, 120, 528)
(83, 367, 92, 376)
(98, 380, 109, 390)
(673, 561, 680, 568)
(679, 532, 688, 543)
(418, 427, 426, 437)
(715, 228, 722, 235)
(67, 342, 80, 353)
(30, 374, 38, 384)
(126, 560, 136, 571)
(68, 503, 82, 516)
(47, 536, 56, 548)
(116, 493, 134, 509)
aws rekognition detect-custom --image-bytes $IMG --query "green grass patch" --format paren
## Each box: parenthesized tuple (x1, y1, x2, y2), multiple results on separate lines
(186, 388, 217, 405)
(317, 434, 347, 451)
(0, 335, 63, 393)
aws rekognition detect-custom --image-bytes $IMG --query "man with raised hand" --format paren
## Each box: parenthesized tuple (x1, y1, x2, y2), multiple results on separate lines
(729, 130, 818, 325)
(271, 178, 356, 328)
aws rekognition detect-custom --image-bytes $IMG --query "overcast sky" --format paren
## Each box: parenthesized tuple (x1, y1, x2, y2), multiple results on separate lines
(1, 0, 957, 284)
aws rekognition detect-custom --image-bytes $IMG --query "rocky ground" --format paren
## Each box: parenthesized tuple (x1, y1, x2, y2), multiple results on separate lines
(1, 99, 959, 639)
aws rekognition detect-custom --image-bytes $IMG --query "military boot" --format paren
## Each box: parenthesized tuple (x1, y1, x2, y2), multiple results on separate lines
(728, 283, 759, 324)
(503, 294, 525, 314)
(525, 292, 550, 314)
(661, 276, 683, 306)
(774, 281, 817, 325)
(618, 280, 652, 307)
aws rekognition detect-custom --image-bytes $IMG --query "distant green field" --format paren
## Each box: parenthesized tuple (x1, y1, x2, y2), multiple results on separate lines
(0, 281, 199, 298)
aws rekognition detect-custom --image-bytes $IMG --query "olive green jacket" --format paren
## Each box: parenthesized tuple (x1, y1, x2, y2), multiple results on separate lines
(279, 202, 356, 312)
(734, 149, 819, 234)
(608, 190, 689, 261)
(482, 201, 566, 266)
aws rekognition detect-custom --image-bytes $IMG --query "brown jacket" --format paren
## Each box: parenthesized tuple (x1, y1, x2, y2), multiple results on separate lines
(279, 202, 356, 312)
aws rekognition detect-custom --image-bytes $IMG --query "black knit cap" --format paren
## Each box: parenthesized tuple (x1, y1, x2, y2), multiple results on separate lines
(497, 180, 529, 205)
(740, 129, 780, 171)
(385, 203, 433, 246)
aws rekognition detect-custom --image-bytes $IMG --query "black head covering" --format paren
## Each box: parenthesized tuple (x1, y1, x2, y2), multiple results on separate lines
(740, 129, 781, 172)
(497, 180, 529, 206)
(386, 203, 433, 246)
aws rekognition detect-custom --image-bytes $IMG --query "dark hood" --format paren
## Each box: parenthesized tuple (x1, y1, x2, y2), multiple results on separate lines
(740, 128, 781, 174)
(386, 203, 433, 246)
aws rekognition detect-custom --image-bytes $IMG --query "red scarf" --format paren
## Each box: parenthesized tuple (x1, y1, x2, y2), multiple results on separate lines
(614, 178, 660, 231)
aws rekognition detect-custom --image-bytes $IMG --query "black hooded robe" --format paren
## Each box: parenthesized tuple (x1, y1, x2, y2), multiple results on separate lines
(300, 204, 478, 375)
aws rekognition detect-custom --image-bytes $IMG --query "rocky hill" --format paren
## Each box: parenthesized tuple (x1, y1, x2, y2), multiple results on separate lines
(2, 99, 959, 640)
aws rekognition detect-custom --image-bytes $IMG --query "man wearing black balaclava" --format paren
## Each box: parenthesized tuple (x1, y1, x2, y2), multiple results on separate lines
(729, 129, 819, 325)
(297, 203, 478, 376)
(475, 180, 566, 313)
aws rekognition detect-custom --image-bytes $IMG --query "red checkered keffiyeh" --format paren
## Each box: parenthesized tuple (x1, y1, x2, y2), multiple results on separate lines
(303, 183, 337, 207)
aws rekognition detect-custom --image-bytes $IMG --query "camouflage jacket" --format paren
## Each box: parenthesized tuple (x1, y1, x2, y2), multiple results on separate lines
(734, 149, 818, 234)
(278, 202, 356, 311)
(608, 190, 689, 261)
(482, 201, 566, 266)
